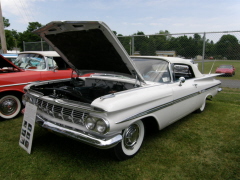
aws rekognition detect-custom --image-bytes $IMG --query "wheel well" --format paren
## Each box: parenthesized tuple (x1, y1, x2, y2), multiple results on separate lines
(0, 91, 24, 101)
(141, 116, 159, 134)
(206, 94, 213, 101)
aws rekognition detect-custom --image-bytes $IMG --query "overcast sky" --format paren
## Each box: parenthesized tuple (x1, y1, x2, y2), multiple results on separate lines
(2, 0, 240, 35)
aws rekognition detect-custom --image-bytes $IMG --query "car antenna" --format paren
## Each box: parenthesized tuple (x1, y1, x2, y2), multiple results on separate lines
(209, 58, 217, 74)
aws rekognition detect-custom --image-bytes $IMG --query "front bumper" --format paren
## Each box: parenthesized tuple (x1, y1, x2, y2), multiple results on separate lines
(36, 115, 122, 149)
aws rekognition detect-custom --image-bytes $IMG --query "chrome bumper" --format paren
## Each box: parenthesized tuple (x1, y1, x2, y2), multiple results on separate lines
(36, 115, 122, 149)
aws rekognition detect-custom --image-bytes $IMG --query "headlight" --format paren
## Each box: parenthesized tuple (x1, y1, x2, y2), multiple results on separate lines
(96, 119, 107, 133)
(85, 117, 97, 130)
(85, 116, 109, 134)
(22, 94, 33, 106)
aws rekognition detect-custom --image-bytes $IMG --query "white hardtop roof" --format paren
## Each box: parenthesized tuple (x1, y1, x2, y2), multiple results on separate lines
(131, 56, 203, 78)
(131, 56, 192, 64)
(19, 51, 60, 57)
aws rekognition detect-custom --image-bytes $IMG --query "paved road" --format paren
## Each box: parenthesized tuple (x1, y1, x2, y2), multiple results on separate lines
(219, 79, 240, 88)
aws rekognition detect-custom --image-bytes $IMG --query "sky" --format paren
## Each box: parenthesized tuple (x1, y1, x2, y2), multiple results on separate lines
(1, 0, 240, 36)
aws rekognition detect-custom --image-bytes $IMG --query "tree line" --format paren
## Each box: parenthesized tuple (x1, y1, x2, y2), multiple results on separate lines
(117, 31, 240, 60)
(2, 17, 240, 60)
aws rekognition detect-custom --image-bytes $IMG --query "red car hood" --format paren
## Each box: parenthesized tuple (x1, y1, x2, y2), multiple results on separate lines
(216, 68, 233, 73)
(0, 54, 24, 71)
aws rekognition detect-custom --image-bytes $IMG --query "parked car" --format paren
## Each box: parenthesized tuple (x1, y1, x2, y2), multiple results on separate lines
(2, 53, 18, 63)
(215, 65, 235, 76)
(23, 21, 222, 160)
(0, 51, 91, 120)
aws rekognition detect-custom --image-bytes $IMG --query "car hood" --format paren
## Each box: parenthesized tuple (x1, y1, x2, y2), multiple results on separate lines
(0, 54, 23, 71)
(216, 68, 233, 72)
(33, 21, 145, 83)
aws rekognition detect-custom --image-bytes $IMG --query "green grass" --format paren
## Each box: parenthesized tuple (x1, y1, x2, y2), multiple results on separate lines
(0, 87, 240, 180)
(197, 60, 240, 80)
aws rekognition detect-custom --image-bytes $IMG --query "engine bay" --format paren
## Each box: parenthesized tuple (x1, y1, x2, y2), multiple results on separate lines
(30, 77, 138, 103)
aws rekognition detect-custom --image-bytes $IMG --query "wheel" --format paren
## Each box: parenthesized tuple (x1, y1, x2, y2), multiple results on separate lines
(195, 98, 206, 113)
(114, 120, 145, 161)
(0, 95, 21, 119)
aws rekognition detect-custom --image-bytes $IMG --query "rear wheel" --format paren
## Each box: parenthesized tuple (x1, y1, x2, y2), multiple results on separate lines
(0, 95, 21, 119)
(114, 120, 145, 161)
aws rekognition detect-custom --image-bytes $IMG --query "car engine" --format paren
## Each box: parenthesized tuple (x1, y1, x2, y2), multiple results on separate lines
(30, 77, 134, 104)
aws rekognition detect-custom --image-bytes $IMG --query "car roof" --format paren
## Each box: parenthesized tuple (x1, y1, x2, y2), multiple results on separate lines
(19, 51, 60, 57)
(131, 56, 193, 65)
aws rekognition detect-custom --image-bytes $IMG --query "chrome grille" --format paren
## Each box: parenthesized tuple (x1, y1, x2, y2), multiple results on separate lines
(36, 99, 88, 126)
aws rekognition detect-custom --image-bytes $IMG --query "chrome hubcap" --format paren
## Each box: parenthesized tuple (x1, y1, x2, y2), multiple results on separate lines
(0, 97, 18, 116)
(123, 124, 140, 149)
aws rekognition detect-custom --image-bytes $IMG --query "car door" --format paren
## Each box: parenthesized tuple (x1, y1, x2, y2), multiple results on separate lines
(40, 69, 72, 80)
(168, 64, 203, 124)
(40, 57, 72, 81)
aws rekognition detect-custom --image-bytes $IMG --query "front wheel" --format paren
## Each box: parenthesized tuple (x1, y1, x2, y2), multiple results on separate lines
(0, 95, 21, 119)
(114, 120, 145, 161)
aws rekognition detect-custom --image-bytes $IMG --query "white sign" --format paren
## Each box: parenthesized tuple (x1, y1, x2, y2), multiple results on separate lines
(19, 102, 37, 154)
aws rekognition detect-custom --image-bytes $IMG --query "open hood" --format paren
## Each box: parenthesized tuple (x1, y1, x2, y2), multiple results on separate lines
(33, 21, 145, 82)
(0, 54, 23, 71)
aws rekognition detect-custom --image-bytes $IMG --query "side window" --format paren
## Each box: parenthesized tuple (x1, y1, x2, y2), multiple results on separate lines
(53, 57, 68, 70)
(173, 64, 195, 81)
(47, 57, 57, 69)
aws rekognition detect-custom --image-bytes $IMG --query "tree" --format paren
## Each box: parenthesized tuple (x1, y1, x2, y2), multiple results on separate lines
(18, 22, 43, 51)
(215, 34, 240, 60)
(117, 35, 132, 55)
(3, 17, 10, 28)
(132, 31, 155, 55)
(5, 30, 16, 50)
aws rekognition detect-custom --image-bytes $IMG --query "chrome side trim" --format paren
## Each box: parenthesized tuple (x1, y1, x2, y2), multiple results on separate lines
(116, 83, 221, 124)
(0, 82, 30, 88)
(36, 115, 122, 149)
(0, 78, 72, 88)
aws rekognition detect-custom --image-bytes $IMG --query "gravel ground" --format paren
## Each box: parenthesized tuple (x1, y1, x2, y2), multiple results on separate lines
(219, 79, 240, 88)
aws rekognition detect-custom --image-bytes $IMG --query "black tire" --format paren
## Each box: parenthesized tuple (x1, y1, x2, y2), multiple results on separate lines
(0, 94, 21, 119)
(195, 98, 206, 113)
(114, 120, 145, 161)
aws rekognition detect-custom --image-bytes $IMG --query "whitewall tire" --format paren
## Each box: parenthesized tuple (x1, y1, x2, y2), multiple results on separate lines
(0, 95, 21, 119)
(114, 120, 145, 161)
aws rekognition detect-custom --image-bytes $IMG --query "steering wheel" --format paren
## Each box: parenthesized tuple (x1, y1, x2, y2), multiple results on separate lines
(25, 60, 34, 68)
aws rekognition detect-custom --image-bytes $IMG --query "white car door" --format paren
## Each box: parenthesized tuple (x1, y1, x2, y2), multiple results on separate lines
(168, 64, 203, 125)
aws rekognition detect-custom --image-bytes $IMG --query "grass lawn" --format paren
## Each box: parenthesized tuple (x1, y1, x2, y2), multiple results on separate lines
(0, 88, 239, 180)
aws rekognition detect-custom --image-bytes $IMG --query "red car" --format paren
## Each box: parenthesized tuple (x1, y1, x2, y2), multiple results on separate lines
(0, 51, 91, 120)
(215, 65, 235, 76)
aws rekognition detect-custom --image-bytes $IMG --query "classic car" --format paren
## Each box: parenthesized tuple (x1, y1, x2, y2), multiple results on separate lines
(23, 21, 222, 160)
(215, 65, 235, 76)
(0, 51, 89, 120)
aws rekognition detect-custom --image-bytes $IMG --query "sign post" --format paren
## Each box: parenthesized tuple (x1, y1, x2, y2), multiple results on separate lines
(19, 102, 37, 154)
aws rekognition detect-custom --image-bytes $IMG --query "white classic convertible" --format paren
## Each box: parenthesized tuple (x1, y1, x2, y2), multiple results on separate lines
(23, 21, 221, 160)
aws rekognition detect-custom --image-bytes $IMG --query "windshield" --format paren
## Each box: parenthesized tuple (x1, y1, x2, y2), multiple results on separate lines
(132, 58, 171, 83)
(219, 65, 233, 69)
(14, 54, 46, 70)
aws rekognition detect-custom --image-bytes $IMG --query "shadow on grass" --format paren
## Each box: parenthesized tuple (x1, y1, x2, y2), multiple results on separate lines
(32, 127, 117, 163)
(31, 107, 205, 164)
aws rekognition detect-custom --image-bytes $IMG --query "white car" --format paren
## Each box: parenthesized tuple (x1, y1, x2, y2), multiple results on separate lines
(23, 21, 221, 160)
(2, 53, 18, 62)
